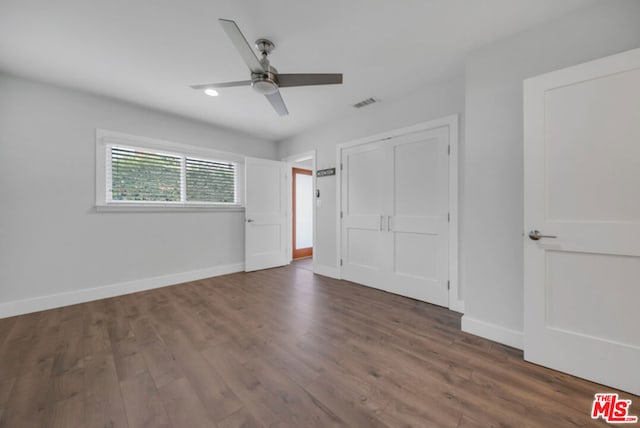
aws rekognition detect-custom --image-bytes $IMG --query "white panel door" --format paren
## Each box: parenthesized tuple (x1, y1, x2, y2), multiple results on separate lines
(390, 128, 449, 306)
(341, 141, 391, 290)
(341, 128, 449, 307)
(524, 48, 640, 395)
(245, 157, 288, 272)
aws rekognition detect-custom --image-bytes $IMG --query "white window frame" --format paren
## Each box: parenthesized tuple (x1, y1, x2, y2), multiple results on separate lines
(96, 129, 245, 212)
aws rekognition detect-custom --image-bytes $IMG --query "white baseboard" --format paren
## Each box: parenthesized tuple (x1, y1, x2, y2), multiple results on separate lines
(0, 262, 244, 319)
(313, 263, 341, 279)
(461, 315, 524, 350)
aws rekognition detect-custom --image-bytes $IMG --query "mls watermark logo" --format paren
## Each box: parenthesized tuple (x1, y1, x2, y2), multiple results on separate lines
(591, 393, 638, 424)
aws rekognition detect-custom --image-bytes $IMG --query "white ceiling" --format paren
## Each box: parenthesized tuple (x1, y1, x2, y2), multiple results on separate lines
(0, 0, 598, 141)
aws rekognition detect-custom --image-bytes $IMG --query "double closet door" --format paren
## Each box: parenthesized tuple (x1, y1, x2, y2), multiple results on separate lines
(341, 127, 450, 307)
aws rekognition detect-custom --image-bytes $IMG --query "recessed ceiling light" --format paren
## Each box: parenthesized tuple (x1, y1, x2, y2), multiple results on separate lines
(204, 88, 219, 97)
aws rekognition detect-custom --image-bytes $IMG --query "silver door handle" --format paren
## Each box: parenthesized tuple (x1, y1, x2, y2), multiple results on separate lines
(380, 215, 384, 231)
(528, 230, 556, 241)
(247, 218, 255, 223)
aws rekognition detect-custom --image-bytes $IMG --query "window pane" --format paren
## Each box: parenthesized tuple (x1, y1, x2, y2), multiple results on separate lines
(186, 158, 236, 203)
(111, 147, 181, 201)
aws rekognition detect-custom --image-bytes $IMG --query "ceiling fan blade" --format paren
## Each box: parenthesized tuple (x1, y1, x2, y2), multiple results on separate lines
(277, 73, 343, 88)
(265, 91, 289, 116)
(219, 19, 265, 74)
(190, 80, 251, 90)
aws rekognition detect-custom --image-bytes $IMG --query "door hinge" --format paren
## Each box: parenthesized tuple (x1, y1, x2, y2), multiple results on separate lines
(340, 211, 343, 219)
(340, 163, 343, 171)
(448, 145, 451, 155)
(447, 280, 450, 290)
(447, 212, 450, 223)
(340, 259, 343, 266)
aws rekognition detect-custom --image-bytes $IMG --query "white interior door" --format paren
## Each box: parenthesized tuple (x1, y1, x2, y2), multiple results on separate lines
(341, 141, 390, 289)
(245, 157, 288, 272)
(524, 48, 640, 395)
(341, 128, 449, 307)
(389, 128, 449, 306)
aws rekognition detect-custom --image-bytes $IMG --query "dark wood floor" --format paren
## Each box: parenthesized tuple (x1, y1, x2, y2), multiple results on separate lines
(0, 261, 635, 427)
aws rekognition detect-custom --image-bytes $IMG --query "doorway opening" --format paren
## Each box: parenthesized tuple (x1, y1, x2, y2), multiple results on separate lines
(292, 164, 313, 259)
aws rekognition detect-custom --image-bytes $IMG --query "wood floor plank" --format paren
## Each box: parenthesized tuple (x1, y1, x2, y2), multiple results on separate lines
(51, 368, 85, 405)
(1, 372, 53, 423)
(52, 316, 85, 376)
(48, 393, 84, 428)
(0, 260, 634, 427)
(217, 407, 266, 428)
(303, 375, 390, 428)
(0, 378, 15, 411)
(83, 300, 111, 357)
(121, 372, 171, 428)
(158, 377, 216, 428)
(0, 316, 17, 352)
(151, 323, 243, 423)
(141, 338, 184, 389)
(456, 414, 487, 428)
(240, 357, 346, 427)
(83, 353, 128, 428)
(200, 343, 283, 427)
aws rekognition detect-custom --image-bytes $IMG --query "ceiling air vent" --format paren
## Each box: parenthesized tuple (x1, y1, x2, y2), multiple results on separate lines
(353, 97, 379, 108)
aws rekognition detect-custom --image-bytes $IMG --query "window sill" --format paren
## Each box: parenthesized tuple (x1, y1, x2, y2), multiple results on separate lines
(95, 203, 245, 213)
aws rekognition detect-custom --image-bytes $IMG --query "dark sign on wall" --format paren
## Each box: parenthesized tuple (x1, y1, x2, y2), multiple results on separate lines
(316, 168, 336, 177)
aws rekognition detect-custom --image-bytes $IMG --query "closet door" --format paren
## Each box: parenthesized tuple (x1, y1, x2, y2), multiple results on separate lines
(388, 128, 449, 307)
(341, 127, 449, 307)
(341, 141, 392, 290)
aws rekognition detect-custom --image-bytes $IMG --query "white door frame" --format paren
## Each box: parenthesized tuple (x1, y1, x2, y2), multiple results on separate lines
(281, 150, 317, 265)
(336, 115, 463, 313)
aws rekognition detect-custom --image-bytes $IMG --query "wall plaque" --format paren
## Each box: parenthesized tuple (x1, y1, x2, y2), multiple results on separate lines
(316, 168, 336, 177)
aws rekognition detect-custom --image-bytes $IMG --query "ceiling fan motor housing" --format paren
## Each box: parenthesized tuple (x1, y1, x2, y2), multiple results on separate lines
(251, 64, 279, 95)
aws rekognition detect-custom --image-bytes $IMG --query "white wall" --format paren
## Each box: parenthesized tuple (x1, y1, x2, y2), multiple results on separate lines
(278, 74, 465, 275)
(461, 0, 640, 347)
(0, 74, 276, 315)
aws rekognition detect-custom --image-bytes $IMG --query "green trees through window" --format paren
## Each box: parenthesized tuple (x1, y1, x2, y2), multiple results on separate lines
(110, 146, 236, 203)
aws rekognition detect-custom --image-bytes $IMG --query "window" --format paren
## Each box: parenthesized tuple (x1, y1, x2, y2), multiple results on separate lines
(96, 130, 244, 210)
(110, 147, 182, 202)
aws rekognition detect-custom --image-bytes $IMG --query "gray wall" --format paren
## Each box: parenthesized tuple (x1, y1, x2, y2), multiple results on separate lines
(0, 74, 276, 305)
(462, 0, 640, 339)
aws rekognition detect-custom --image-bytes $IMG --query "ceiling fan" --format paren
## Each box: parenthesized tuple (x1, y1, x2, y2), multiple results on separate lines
(191, 19, 343, 116)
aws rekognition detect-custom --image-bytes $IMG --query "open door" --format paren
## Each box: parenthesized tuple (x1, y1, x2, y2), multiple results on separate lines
(292, 167, 313, 259)
(245, 157, 288, 272)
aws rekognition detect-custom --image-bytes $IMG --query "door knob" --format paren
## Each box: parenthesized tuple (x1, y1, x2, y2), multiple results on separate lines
(528, 230, 557, 241)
